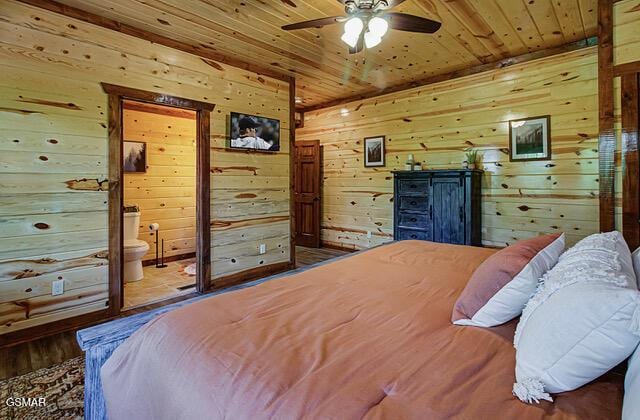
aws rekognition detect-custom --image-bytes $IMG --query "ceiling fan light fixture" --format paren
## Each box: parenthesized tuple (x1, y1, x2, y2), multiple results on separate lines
(341, 17, 364, 47)
(368, 16, 389, 37)
(364, 31, 382, 48)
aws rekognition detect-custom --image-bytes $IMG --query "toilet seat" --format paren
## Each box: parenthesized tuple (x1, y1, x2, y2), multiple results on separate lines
(124, 239, 148, 250)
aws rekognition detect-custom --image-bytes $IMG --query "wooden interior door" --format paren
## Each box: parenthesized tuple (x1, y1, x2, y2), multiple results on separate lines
(294, 140, 321, 248)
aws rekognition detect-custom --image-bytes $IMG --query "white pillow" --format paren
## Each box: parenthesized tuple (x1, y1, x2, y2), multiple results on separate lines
(624, 344, 640, 420)
(513, 231, 640, 404)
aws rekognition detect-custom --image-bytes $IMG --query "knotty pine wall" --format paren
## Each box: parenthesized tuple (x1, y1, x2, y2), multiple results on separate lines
(123, 107, 197, 262)
(614, 0, 640, 229)
(298, 48, 600, 249)
(0, 0, 290, 335)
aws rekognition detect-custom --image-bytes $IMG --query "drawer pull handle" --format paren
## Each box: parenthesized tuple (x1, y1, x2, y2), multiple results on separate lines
(410, 218, 417, 222)
(410, 234, 417, 239)
(410, 201, 417, 206)
(410, 184, 417, 189)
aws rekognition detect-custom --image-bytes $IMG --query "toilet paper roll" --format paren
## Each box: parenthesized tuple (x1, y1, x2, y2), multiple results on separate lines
(149, 223, 160, 232)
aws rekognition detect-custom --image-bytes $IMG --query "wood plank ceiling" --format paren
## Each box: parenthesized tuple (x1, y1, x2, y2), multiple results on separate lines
(48, 0, 598, 109)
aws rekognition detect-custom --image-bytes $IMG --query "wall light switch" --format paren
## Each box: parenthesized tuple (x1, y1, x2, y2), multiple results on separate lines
(366, 231, 372, 239)
(259, 243, 267, 254)
(52, 279, 64, 296)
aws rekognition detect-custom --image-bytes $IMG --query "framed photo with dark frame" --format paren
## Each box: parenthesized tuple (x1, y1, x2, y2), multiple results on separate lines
(123, 140, 147, 173)
(364, 135, 385, 167)
(509, 115, 551, 162)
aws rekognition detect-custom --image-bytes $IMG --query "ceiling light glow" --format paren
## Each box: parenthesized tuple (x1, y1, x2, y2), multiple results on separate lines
(368, 17, 389, 37)
(341, 17, 364, 48)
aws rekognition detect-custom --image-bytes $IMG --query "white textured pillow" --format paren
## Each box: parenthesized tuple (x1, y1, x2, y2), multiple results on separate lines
(513, 231, 640, 404)
(623, 344, 640, 420)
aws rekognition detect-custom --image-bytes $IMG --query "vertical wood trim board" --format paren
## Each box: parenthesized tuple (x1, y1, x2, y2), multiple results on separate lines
(0, 0, 291, 337)
(621, 72, 640, 249)
(599, 0, 616, 232)
(289, 77, 297, 265)
(198, 109, 212, 291)
(297, 48, 601, 249)
(107, 94, 123, 314)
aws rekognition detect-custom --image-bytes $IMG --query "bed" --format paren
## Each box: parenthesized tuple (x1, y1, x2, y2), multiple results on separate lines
(79, 241, 624, 419)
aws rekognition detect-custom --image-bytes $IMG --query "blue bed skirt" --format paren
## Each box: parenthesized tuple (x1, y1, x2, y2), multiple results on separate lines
(76, 249, 369, 419)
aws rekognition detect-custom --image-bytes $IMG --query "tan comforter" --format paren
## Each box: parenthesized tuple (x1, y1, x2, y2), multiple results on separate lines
(102, 240, 623, 419)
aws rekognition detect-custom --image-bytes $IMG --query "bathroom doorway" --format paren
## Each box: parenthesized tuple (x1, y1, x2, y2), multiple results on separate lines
(103, 84, 214, 314)
(121, 100, 198, 308)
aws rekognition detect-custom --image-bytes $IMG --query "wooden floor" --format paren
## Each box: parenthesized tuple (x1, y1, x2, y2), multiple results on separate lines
(124, 258, 196, 309)
(0, 246, 350, 381)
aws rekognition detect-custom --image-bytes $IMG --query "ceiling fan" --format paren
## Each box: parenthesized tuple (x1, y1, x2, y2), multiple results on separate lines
(281, 0, 441, 53)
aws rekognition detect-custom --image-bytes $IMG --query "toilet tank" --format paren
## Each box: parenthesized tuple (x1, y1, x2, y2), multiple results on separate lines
(124, 212, 141, 241)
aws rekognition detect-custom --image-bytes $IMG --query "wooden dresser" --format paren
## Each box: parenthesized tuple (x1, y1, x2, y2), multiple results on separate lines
(393, 170, 482, 246)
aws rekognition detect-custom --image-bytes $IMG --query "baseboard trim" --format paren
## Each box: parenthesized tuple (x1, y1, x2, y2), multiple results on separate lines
(0, 308, 114, 349)
(320, 241, 359, 253)
(212, 261, 293, 290)
(142, 252, 196, 267)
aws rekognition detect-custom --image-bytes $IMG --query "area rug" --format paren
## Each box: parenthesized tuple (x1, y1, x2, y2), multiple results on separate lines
(0, 356, 84, 419)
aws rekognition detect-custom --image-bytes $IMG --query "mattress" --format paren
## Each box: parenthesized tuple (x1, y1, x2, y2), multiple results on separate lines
(101, 240, 623, 419)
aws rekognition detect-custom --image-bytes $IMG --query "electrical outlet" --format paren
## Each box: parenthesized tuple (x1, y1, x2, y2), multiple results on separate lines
(52, 279, 64, 296)
(259, 243, 266, 254)
(366, 231, 372, 239)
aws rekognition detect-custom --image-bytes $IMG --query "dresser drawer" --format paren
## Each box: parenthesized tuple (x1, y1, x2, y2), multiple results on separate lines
(397, 179, 429, 195)
(398, 195, 429, 212)
(396, 228, 431, 241)
(397, 212, 429, 229)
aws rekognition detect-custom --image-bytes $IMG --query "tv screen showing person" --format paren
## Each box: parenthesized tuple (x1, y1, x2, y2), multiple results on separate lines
(229, 113, 280, 152)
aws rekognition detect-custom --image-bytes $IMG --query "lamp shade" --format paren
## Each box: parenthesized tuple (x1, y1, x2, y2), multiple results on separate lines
(364, 31, 382, 48)
(341, 17, 364, 48)
(368, 17, 389, 37)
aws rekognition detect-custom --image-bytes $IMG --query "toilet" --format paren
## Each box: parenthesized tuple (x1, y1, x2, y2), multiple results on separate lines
(123, 211, 150, 282)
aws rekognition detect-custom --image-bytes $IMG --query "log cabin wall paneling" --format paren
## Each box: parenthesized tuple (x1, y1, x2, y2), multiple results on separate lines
(297, 48, 600, 249)
(613, 0, 640, 232)
(123, 105, 197, 262)
(0, 0, 291, 337)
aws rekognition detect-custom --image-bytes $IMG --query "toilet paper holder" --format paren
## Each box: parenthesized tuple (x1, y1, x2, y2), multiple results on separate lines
(149, 223, 167, 268)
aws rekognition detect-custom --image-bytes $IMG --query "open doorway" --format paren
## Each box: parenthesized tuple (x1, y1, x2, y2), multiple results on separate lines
(121, 100, 198, 308)
(103, 83, 214, 315)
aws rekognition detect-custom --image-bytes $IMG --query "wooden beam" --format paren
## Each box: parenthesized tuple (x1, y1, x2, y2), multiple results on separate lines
(299, 37, 598, 112)
(622, 72, 640, 249)
(17, 0, 291, 83)
(598, 0, 616, 233)
(289, 77, 297, 266)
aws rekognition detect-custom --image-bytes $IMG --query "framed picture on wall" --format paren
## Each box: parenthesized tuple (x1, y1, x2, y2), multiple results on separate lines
(123, 141, 147, 173)
(364, 136, 385, 167)
(509, 115, 551, 161)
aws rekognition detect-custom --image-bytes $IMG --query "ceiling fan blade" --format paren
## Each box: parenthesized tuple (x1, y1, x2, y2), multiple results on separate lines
(386, 12, 442, 33)
(282, 16, 342, 31)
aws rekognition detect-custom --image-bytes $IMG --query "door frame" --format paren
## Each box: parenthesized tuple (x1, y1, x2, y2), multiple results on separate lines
(102, 83, 215, 314)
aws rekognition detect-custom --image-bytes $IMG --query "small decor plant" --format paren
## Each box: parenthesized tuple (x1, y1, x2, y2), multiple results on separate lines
(464, 148, 479, 169)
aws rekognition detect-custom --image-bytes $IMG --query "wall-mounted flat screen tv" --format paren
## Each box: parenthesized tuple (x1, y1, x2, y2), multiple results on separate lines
(229, 112, 280, 152)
